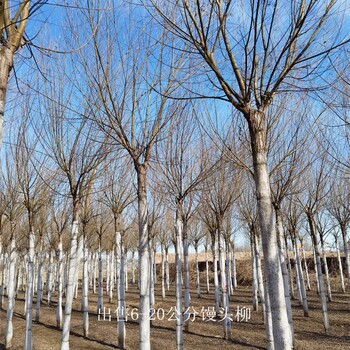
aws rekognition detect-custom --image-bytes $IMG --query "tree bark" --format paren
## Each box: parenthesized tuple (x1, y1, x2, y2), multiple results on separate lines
(175, 201, 183, 350)
(136, 164, 151, 350)
(307, 213, 329, 333)
(5, 237, 16, 348)
(247, 109, 292, 349)
(61, 218, 79, 350)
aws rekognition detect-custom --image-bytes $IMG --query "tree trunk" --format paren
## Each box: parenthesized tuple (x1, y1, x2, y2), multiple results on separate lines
(307, 213, 329, 333)
(5, 238, 16, 348)
(284, 235, 295, 300)
(57, 237, 63, 328)
(97, 240, 103, 312)
(301, 240, 311, 291)
(195, 244, 201, 298)
(275, 208, 294, 340)
(340, 223, 350, 291)
(335, 237, 345, 292)
(294, 238, 309, 317)
(118, 242, 126, 349)
(254, 231, 266, 323)
(183, 222, 190, 333)
(136, 164, 150, 350)
(231, 242, 237, 291)
(47, 250, 54, 305)
(165, 247, 170, 291)
(131, 251, 136, 285)
(205, 243, 210, 294)
(218, 228, 231, 340)
(82, 236, 89, 337)
(109, 248, 115, 302)
(25, 230, 35, 350)
(247, 109, 292, 349)
(251, 235, 258, 312)
(161, 244, 166, 300)
(0, 46, 14, 147)
(61, 218, 79, 350)
(35, 236, 44, 322)
(175, 201, 184, 350)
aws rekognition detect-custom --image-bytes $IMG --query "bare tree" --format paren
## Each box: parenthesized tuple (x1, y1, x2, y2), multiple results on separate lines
(148, 2, 348, 348)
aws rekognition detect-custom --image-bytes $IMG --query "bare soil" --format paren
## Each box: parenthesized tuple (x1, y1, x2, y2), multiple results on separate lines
(0, 271, 349, 350)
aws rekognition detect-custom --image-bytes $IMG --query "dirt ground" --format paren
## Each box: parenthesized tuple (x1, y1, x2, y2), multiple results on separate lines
(0, 266, 349, 349)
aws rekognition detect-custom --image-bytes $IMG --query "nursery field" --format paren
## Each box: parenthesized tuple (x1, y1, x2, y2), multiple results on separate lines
(1, 259, 349, 350)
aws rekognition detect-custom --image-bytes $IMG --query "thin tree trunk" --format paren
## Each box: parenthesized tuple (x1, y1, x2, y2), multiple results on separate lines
(82, 236, 89, 337)
(335, 237, 345, 292)
(175, 201, 183, 350)
(301, 240, 311, 291)
(254, 232, 266, 323)
(57, 237, 63, 328)
(97, 240, 103, 312)
(183, 225, 190, 333)
(212, 236, 220, 316)
(340, 223, 350, 291)
(5, 238, 16, 348)
(321, 247, 332, 302)
(307, 213, 329, 334)
(205, 243, 210, 294)
(165, 247, 170, 291)
(195, 244, 201, 298)
(109, 248, 115, 302)
(218, 228, 231, 340)
(35, 236, 44, 322)
(118, 242, 126, 349)
(131, 250, 135, 285)
(61, 219, 79, 350)
(284, 235, 295, 300)
(136, 165, 150, 350)
(251, 235, 258, 312)
(231, 242, 237, 291)
(24, 230, 35, 350)
(161, 244, 165, 300)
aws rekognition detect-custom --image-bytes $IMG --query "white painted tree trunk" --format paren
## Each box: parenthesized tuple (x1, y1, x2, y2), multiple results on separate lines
(308, 214, 329, 333)
(212, 237, 220, 316)
(125, 253, 128, 292)
(106, 251, 110, 295)
(335, 238, 345, 292)
(61, 220, 79, 350)
(183, 233, 190, 332)
(57, 238, 63, 328)
(93, 252, 97, 294)
(251, 237, 258, 311)
(301, 241, 311, 290)
(47, 250, 54, 304)
(254, 233, 265, 322)
(313, 249, 320, 294)
(218, 229, 231, 340)
(294, 243, 309, 317)
(82, 236, 89, 337)
(284, 236, 295, 300)
(264, 276, 275, 350)
(165, 247, 170, 291)
(195, 244, 201, 298)
(161, 244, 165, 300)
(231, 242, 237, 291)
(97, 241, 103, 312)
(205, 243, 209, 294)
(131, 251, 135, 285)
(35, 251, 43, 321)
(118, 243, 126, 349)
(24, 231, 35, 350)
(149, 237, 154, 310)
(276, 210, 294, 341)
(294, 247, 303, 305)
(321, 249, 332, 302)
(116, 231, 121, 305)
(175, 205, 183, 350)
(109, 249, 115, 302)
(137, 165, 150, 350)
(340, 224, 350, 291)
(5, 238, 17, 348)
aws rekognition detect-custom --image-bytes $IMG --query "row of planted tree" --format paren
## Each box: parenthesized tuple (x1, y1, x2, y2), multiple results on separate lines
(1, 1, 350, 350)
(0, 123, 349, 350)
